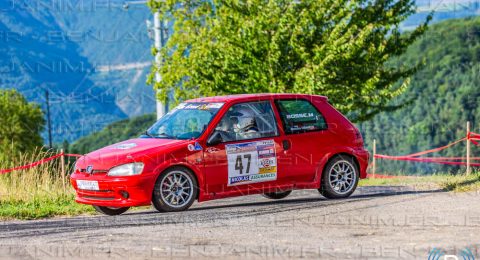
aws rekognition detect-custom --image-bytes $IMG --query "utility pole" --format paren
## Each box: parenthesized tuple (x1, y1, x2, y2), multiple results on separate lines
(124, 1, 167, 119)
(45, 90, 53, 148)
(467, 121, 471, 175)
(154, 11, 168, 119)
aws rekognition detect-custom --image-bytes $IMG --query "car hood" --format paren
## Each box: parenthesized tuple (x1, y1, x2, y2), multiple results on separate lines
(75, 138, 189, 170)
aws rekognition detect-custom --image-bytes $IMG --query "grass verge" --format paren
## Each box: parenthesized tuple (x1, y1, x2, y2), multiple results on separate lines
(0, 194, 94, 220)
(0, 149, 94, 220)
(359, 173, 480, 192)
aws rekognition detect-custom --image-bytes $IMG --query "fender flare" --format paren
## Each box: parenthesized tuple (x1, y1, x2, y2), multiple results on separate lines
(149, 160, 205, 200)
(314, 147, 359, 186)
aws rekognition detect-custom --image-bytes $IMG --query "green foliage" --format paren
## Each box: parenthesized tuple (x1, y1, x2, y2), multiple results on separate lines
(148, 0, 430, 121)
(71, 114, 156, 154)
(0, 89, 45, 160)
(360, 17, 480, 174)
(440, 172, 480, 192)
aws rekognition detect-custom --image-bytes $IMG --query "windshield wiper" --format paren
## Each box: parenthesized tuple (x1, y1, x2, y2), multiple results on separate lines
(153, 132, 177, 139)
(144, 130, 155, 138)
(144, 130, 176, 139)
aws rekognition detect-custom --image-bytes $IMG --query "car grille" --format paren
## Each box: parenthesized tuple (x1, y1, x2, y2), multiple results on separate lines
(79, 169, 107, 174)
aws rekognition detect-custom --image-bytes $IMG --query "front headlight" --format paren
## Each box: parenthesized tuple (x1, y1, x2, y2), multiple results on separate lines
(107, 163, 144, 176)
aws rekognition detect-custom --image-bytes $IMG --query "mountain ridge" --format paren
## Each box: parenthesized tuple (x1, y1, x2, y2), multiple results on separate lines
(0, 0, 155, 143)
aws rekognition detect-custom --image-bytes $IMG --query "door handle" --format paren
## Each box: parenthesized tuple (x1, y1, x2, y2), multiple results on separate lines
(282, 140, 291, 150)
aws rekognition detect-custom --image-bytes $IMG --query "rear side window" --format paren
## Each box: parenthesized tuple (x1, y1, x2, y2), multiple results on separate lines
(275, 99, 327, 134)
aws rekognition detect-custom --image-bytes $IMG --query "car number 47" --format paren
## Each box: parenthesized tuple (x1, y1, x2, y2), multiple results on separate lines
(235, 154, 251, 175)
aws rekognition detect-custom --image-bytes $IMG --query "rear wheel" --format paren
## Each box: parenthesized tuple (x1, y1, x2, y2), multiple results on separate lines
(319, 155, 359, 199)
(93, 206, 130, 216)
(262, 190, 292, 200)
(152, 167, 198, 212)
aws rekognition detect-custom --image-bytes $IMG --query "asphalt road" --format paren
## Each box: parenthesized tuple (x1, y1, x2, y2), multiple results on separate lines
(1, 186, 479, 259)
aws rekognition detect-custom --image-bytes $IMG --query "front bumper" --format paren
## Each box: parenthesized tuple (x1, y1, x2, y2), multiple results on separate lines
(70, 173, 156, 207)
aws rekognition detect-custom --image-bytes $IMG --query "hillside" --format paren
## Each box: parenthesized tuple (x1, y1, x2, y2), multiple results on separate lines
(360, 17, 480, 174)
(0, 0, 155, 143)
(70, 114, 156, 154)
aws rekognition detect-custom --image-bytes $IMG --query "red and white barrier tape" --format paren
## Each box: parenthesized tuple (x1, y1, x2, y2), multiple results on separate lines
(3, 132, 480, 177)
(469, 132, 480, 146)
(0, 153, 82, 174)
(383, 137, 467, 159)
(374, 155, 480, 166)
(373, 131, 480, 167)
(64, 154, 82, 158)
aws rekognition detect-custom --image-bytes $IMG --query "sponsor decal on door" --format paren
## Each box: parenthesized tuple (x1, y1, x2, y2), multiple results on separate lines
(226, 139, 277, 186)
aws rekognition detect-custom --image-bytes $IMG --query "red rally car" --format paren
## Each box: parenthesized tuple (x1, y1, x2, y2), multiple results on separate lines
(71, 94, 369, 215)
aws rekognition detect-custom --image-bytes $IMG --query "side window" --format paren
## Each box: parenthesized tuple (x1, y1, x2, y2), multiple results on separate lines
(214, 101, 279, 142)
(275, 99, 327, 134)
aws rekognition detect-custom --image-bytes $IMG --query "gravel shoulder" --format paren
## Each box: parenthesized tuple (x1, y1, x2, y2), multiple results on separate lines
(1, 186, 479, 259)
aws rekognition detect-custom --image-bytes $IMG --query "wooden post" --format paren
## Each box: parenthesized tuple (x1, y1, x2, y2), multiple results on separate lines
(467, 122, 471, 176)
(60, 149, 66, 193)
(372, 139, 376, 178)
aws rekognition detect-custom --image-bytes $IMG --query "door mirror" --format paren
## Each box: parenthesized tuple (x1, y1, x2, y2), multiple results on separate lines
(207, 131, 223, 146)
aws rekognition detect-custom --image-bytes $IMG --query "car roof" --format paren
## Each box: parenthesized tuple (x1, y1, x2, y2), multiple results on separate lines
(187, 93, 328, 103)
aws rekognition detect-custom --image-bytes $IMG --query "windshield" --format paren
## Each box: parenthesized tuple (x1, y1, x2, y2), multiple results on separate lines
(145, 102, 224, 140)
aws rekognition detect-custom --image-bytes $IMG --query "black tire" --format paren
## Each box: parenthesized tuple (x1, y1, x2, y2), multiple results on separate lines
(319, 155, 359, 199)
(262, 190, 292, 200)
(93, 206, 130, 216)
(152, 166, 198, 212)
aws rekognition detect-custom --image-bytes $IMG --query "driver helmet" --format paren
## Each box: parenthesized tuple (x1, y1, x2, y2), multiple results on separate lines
(216, 116, 233, 132)
(231, 107, 257, 133)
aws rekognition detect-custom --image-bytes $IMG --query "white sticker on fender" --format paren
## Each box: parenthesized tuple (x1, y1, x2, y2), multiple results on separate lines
(226, 139, 277, 186)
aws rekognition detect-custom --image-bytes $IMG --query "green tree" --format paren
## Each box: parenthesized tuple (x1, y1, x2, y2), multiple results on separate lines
(148, 0, 431, 121)
(0, 89, 45, 158)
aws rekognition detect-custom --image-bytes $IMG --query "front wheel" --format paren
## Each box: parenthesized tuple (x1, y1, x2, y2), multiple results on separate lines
(152, 167, 198, 212)
(319, 155, 359, 199)
(262, 190, 292, 200)
(93, 206, 130, 216)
